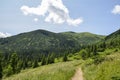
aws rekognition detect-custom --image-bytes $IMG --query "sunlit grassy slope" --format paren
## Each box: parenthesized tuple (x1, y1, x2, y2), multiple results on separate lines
(3, 60, 82, 80)
(82, 49, 120, 80)
(3, 49, 120, 80)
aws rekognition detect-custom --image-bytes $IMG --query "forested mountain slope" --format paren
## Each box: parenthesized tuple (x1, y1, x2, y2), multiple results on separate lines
(104, 29, 120, 48)
(61, 32, 105, 45)
(0, 29, 104, 54)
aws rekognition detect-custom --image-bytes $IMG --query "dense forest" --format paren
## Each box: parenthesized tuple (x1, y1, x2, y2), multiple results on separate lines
(0, 29, 119, 79)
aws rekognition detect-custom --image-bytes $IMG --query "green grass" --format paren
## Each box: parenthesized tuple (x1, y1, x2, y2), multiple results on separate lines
(3, 60, 82, 80)
(82, 50, 120, 80)
(3, 49, 120, 80)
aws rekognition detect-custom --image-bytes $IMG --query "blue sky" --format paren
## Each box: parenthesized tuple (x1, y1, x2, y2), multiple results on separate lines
(0, 0, 120, 37)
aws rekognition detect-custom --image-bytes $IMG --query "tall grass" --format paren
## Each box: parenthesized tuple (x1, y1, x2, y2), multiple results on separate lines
(3, 60, 82, 80)
(82, 51, 120, 80)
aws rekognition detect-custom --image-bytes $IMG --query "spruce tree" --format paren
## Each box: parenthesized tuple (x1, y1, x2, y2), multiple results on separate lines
(16, 60, 22, 73)
(33, 60, 39, 68)
(50, 53, 55, 63)
(0, 53, 2, 79)
(22, 60, 28, 69)
(93, 45, 97, 55)
(80, 49, 88, 60)
(10, 53, 18, 74)
(46, 55, 50, 65)
(41, 56, 46, 65)
(63, 54, 68, 62)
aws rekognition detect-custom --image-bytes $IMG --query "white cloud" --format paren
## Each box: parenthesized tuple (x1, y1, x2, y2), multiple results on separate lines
(112, 5, 120, 14)
(67, 18, 83, 26)
(34, 18, 38, 22)
(0, 32, 11, 38)
(20, 0, 83, 26)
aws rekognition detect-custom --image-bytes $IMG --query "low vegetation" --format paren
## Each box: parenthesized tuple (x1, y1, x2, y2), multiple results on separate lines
(82, 49, 120, 80)
(3, 60, 82, 80)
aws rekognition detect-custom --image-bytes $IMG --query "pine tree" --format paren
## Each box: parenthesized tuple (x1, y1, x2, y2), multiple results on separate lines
(46, 55, 50, 65)
(33, 60, 39, 68)
(41, 56, 46, 65)
(16, 60, 22, 73)
(0, 53, 2, 79)
(6, 65, 13, 77)
(80, 49, 88, 60)
(22, 60, 28, 69)
(50, 53, 55, 63)
(102, 42, 106, 49)
(10, 53, 18, 74)
(63, 54, 68, 62)
(0, 63, 2, 79)
(93, 45, 97, 55)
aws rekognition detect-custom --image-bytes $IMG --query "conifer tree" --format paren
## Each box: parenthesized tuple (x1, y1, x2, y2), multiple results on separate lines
(10, 53, 18, 74)
(63, 54, 68, 62)
(0, 53, 2, 79)
(93, 45, 97, 55)
(33, 60, 39, 68)
(22, 60, 28, 69)
(49, 53, 55, 64)
(41, 56, 46, 65)
(80, 49, 88, 60)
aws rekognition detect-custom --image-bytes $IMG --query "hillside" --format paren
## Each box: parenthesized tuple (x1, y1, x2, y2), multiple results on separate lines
(0, 30, 78, 54)
(0, 29, 104, 54)
(82, 49, 120, 80)
(3, 60, 82, 80)
(80, 29, 120, 80)
(104, 29, 120, 48)
(105, 29, 120, 41)
(3, 49, 120, 80)
(61, 32, 105, 45)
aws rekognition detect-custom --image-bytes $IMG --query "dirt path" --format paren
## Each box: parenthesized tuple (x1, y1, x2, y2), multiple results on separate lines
(71, 68, 83, 80)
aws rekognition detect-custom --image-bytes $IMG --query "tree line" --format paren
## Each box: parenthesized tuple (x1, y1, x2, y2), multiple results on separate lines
(0, 51, 69, 79)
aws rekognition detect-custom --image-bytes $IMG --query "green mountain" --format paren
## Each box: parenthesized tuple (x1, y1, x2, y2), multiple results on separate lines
(104, 29, 120, 48)
(0, 29, 105, 54)
(61, 32, 105, 45)
(105, 29, 120, 42)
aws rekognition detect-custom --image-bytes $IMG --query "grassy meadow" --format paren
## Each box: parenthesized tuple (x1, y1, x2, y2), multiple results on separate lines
(3, 49, 120, 80)
(3, 60, 82, 80)
(82, 49, 120, 80)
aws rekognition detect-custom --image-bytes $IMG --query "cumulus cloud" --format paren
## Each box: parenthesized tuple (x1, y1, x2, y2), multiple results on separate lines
(34, 18, 38, 22)
(112, 5, 120, 14)
(20, 0, 83, 26)
(0, 32, 11, 38)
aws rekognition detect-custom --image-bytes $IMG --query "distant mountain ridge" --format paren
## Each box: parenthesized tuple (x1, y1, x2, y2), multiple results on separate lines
(104, 29, 120, 48)
(105, 29, 120, 41)
(61, 31, 105, 45)
(0, 29, 105, 54)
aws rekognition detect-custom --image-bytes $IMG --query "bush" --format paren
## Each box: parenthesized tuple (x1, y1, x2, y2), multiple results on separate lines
(79, 49, 88, 60)
(4, 65, 13, 77)
(111, 75, 120, 80)
(93, 56, 105, 65)
(63, 54, 68, 62)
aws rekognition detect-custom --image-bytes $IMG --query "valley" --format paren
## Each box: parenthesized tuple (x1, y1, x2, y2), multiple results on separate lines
(0, 29, 120, 80)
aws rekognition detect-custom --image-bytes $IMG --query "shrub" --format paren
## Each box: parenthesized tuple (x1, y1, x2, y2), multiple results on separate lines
(4, 65, 13, 77)
(93, 56, 105, 65)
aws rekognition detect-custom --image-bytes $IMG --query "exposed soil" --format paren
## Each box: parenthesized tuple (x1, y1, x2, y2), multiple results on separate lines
(72, 68, 83, 80)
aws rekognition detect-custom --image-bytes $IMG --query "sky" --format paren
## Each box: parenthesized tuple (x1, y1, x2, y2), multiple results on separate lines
(0, 0, 120, 37)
